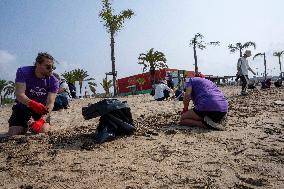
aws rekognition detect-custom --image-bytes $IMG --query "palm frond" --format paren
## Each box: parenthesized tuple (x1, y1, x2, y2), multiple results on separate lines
(207, 41, 220, 46)
(228, 44, 239, 53)
(99, 0, 134, 34)
(273, 51, 284, 57)
(242, 41, 256, 49)
(253, 53, 264, 60)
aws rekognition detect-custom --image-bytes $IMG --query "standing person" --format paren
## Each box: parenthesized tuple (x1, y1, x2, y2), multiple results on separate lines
(154, 80, 174, 101)
(237, 50, 256, 95)
(180, 77, 228, 130)
(7, 52, 59, 136)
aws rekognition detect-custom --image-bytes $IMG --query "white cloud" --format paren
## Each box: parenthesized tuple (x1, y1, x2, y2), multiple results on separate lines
(55, 60, 80, 74)
(0, 50, 18, 81)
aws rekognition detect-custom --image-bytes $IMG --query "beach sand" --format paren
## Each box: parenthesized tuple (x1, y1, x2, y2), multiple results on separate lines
(0, 86, 283, 188)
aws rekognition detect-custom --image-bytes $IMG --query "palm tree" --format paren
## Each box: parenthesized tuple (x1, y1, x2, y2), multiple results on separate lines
(62, 69, 89, 84)
(189, 33, 220, 74)
(253, 53, 267, 80)
(88, 81, 97, 96)
(100, 78, 113, 96)
(3, 81, 15, 100)
(0, 80, 8, 105)
(62, 69, 91, 93)
(136, 77, 145, 90)
(228, 41, 256, 57)
(99, 0, 134, 96)
(273, 51, 284, 75)
(61, 71, 76, 85)
(138, 48, 167, 85)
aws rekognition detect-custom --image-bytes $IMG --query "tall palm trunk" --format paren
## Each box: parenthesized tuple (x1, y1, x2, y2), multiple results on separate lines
(264, 53, 267, 80)
(279, 56, 282, 74)
(110, 31, 117, 96)
(150, 67, 155, 85)
(193, 43, 198, 74)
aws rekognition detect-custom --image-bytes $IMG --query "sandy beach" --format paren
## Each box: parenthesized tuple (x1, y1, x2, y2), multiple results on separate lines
(0, 86, 283, 189)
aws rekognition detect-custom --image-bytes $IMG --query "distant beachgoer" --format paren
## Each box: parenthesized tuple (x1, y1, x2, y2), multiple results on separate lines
(154, 80, 174, 101)
(236, 50, 256, 95)
(174, 87, 185, 101)
(261, 78, 272, 89)
(274, 78, 283, 88)
(52, 73, 70, 111)
(7, 52, 59, 136)
(180, 77, 228, 130)
(166, 72, 174, 89)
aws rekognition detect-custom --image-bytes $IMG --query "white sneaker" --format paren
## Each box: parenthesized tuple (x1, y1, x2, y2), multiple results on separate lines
(240, 91, 248, 96)
(204, 116, 227, 130)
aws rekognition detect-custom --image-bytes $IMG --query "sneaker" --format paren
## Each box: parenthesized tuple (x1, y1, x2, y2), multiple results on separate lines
(240, 91, 248, 96)
(204, 116, 226, 130)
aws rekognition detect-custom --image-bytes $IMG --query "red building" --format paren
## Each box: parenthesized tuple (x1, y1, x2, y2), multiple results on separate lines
(117, 68, 202, 96)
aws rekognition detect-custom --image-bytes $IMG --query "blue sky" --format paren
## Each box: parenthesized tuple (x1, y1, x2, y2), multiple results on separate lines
(1, 0, 284, 92)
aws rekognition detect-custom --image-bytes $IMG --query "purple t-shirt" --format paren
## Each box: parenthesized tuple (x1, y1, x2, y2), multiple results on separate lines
(185, 78, 228, 112)
(15, 66, 59, 107)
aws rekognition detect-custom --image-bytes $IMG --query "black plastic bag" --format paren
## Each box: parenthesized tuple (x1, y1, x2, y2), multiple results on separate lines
(82, 99, 135, 143)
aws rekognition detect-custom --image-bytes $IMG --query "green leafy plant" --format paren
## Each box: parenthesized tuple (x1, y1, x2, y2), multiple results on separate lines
(136, 77, 145, 90)
(3, 81, 15, 99)
(0, 79, 8, 105)
(100, 78, 113, 96)
(88, 81, 97, 96)
(138, 48, 167, 85)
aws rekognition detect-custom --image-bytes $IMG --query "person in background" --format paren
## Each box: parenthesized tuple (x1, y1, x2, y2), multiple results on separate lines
(261, 78, 272, 89)
(7, 52, 59, 135)
(180, 77, 228, 130)
(166, 72, 174, 89)
(237, 50, 256, 95)
(52, 73, 70, 111)
(154, 80, 174, 101)
(274, 78, 283, 88)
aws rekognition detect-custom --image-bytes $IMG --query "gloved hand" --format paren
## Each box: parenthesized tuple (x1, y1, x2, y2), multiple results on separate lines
(28, 100, 48, 115)
(30, 118, 45, 134)
(181, 107, 188, 115)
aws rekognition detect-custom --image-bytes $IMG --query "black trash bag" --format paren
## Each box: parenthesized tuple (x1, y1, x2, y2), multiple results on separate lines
(248, 83, 256, 89)
(82, 99, 136, 144)
(82, 98, 130, 119)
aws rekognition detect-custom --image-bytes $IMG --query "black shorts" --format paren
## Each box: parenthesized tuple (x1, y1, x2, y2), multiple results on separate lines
(155, 97, 165, 101)
(193, 108, 227, 129)
(8, 105, 42, 128)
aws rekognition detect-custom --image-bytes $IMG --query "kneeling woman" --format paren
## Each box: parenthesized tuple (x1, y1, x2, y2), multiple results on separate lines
(180, 77, 228, 130)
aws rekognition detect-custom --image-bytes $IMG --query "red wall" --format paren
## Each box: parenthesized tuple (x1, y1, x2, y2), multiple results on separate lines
(117, 68, 204, 94)
(117, 68, 177, 93)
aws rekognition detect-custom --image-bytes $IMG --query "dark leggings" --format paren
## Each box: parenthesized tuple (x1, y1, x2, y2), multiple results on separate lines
(240, 75, 249, 91)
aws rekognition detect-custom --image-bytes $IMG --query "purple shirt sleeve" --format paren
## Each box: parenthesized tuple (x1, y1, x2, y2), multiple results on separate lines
(48, 75, 59, 93)
(15, 68, 25, 83)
